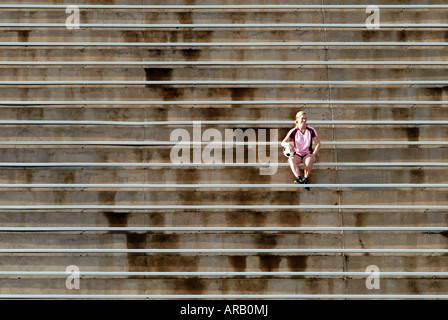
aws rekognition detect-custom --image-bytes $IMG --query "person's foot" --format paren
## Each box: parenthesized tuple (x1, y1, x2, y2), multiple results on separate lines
(303, 177, 310, 191)
(294, 176, 303, 184)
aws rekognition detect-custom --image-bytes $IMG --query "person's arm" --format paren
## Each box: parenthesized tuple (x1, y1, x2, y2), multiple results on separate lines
(281, 135, 295, 150)
(311, 135, 321, 158)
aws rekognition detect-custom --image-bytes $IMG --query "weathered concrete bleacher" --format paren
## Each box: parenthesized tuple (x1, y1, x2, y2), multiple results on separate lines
(0, 0, 447, 298)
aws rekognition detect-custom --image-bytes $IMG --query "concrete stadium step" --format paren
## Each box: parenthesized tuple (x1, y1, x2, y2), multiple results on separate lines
(2, 8, 447, 24)
(3, 255, 448, 275)
(0, 167, 335, 184)
(1, 277, 447, 295)
(0, 278, 345, 295)
(0, 274, 447, 295)
(0, 123, 328, 135)
(0, 190, 445, 206)
(0, 106, 447, 123)
(0, 87, 445, 101)
(1, 67, 448, 82)
(0, 125, 445, 142)
(1, 255, 448, 289)
(0, 230, 446, 248)
(2, 48, 447, 64)
(0, 254, 342, 273)
(0, 209, 340, 228)
(2, 147, 447, 163)
(0, 146, 334, 162)
(0, 210, 445, 229)
(335, 148, 448, 162)
(0, 232, 345, 249)
(0, 167, 446, 184)
(1, 29, 448, 43)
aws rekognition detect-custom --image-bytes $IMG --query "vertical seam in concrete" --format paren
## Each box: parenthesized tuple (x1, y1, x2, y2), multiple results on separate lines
(141, 0, 148, 288)
(142, 0, 147, 210)
(321, 0, 347, 297)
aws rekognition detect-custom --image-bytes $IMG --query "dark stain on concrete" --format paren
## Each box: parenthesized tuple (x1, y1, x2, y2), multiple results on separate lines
(18, 107, 44, 120)
(146, 49, 163, 58)
(224, 211, 243, 226)
(99, 152, 109, 162)
(169, 168, 198, 184)
(176, 12, 193, 25)
(360, 30, 376, 42)
(147, 256, 199, 272)
(103, 211, 130, 227)
(98, 191, 117, 205)
(439, 231, 448, 238)
(391, 107, 412, 121)
(228, 256, 247, 272)
(258, 255, 281, 272)
(126, 233, 147, 277)
(121, 30, 142, 43)
(238, 279, 269, 293)
(25, 170, 33, 184)
(410, 168, 425, 184)
(17, 30, 31, 42)
(226, 12, 246, 24)
(398, 30, 408, 42)
(63, 172, 75, 184)
(147, 212, 165, 227)
(168, 31, 179, 44)
(103, 211, 147, 276)
(230, 88, 257, 102)
(126, 233, 147, 249)
(286, 256, 308, 272)
(403, 127, 420, 141)
(198, 106, 222, 120)
(278, 212, 301, 227)
(406, 279, 420, 294)
(96, 0, 116, 4)
(148, 234, 180, 249)
(255, 234, 278, 248)
(181, 30, 213, 43)
(369, 106, 381, 121)
(252, 211, 268, 227)
(425, 86, 448, 100)
(145, 68, 173, 81)
(394, 126, 420, 149)
(156, 87, 185, 101)
(354, 212, 365, 227)
(173, 278, 207, 294)
(133, 149, 145, 163)
(180, 49, 202, 61)
(205, 88, 227, 100)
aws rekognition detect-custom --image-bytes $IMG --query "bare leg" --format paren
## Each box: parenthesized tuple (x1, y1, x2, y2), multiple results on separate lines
(303, 154, 315, 178)
(288, 155, 303, 178)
